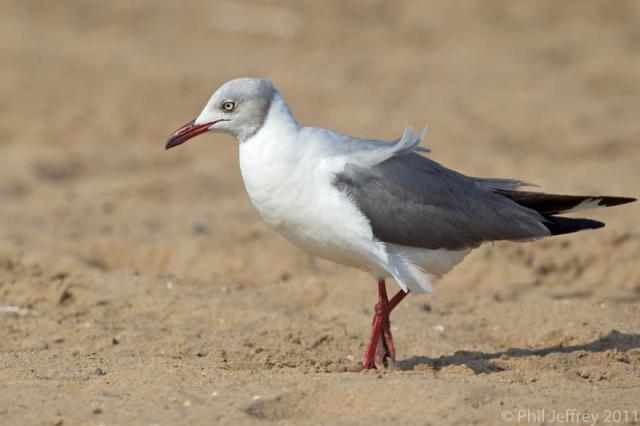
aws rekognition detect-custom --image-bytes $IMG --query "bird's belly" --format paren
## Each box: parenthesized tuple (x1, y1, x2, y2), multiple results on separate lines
(272, 216, 366, 268)
(240, 163, 377, 270)
(253, 189, 371, 268)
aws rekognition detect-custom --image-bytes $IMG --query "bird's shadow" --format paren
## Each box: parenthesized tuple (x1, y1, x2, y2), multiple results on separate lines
(399, 330, 639, 373)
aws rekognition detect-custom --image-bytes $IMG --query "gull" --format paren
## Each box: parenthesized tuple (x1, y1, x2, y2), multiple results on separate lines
(166, 78, 635, 370)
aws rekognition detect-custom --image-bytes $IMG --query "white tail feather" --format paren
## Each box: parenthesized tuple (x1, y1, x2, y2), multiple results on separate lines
(386, 252, 434, 293)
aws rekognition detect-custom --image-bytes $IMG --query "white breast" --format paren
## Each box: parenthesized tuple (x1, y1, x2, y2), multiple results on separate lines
(238, 103, 382, 271)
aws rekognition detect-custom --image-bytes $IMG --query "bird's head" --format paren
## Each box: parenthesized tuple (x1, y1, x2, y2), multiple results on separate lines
(166, 78, 276, 149)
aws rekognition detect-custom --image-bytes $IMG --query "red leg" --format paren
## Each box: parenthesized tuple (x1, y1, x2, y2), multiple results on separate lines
(359, 279, 409, 370)
(361, 309, 384, 369)
(380, 289, 409, 362)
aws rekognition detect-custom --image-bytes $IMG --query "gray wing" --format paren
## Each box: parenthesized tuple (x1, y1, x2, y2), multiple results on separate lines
(334, 153, 551, 250)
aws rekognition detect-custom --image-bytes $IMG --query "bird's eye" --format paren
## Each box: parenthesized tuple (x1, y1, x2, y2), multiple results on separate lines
(221, 101, 236, 112)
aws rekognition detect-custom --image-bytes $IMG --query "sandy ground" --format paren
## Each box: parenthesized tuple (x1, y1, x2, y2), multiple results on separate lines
(1, 1, 640, 425)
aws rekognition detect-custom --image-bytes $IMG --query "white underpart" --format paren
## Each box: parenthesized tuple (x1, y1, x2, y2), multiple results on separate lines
(563, 198, 603, 213)
(387, 245, 471, 279)
(237, 93, 469, 293)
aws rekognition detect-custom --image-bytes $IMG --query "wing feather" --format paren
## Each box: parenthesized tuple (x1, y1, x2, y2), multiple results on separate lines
(335, 152, 550, 250)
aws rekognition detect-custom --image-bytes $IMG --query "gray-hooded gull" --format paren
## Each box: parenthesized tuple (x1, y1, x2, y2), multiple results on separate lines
(166, 78, 635, 370)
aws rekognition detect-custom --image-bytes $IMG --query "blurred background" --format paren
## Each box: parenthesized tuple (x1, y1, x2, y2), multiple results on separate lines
(1, 1, 639, 424)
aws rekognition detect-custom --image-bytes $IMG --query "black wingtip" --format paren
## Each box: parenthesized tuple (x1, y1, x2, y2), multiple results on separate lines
(543, 216, 605, 236)
(599, 196, 636, 207)
(496, 191, 636, 216)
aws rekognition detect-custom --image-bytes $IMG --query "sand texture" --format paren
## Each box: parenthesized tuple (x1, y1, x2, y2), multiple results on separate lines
(1, 1, 639, 425)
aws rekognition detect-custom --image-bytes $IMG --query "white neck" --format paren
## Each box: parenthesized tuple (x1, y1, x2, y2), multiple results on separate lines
(238, 91, 304, 212)
(250, 92, 299, 142)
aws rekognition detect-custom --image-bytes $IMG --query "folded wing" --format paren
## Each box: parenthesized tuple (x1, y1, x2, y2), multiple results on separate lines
(335, 151, 555, 250)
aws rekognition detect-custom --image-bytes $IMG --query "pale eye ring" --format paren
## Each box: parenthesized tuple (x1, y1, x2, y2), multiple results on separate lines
(221, 101, 236, 112)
